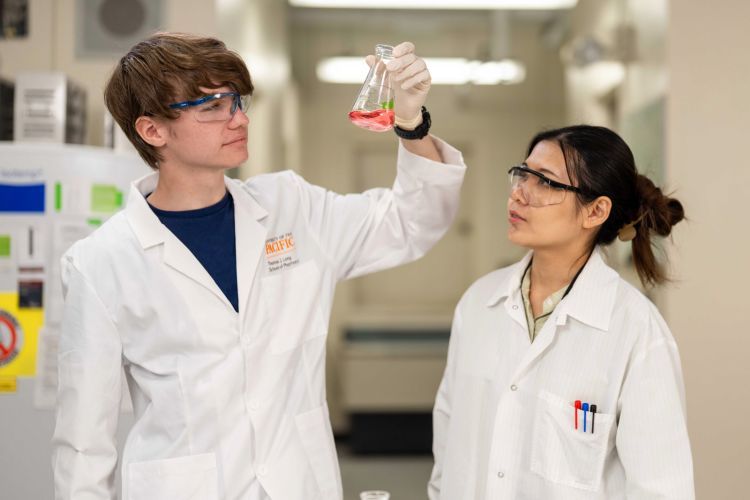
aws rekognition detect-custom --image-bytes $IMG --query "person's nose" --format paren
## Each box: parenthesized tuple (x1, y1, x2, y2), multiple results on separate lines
(510, 183, 528, 205)
(228, 108, 249, 128)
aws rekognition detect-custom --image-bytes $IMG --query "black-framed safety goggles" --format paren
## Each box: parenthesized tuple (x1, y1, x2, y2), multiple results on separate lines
(508, 164, 587, 207)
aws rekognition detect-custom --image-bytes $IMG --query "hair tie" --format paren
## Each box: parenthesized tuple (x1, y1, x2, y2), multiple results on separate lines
(618, 212, 647, 242)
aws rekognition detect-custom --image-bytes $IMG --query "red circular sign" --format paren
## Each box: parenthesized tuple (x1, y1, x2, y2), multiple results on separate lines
(0, 310, 21, 367)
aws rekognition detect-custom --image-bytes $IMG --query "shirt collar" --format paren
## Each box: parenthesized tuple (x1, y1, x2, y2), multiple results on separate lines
(486, 247, 619, 332)
(486, 250, 533, 307)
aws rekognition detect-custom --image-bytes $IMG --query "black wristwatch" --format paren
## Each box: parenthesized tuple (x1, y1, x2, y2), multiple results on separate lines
(394, 106, 431, 140)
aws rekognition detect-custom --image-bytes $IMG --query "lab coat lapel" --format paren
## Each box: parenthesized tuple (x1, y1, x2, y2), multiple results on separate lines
(226, 178, 268, 323)
(125, 172, 234, 310)
(161, 233, 232, 308)
(510, 310, 559, 383)
(489, 252, 532, 333)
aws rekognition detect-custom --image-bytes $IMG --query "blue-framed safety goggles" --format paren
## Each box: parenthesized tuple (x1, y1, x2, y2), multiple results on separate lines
(168, 92, 251, 122)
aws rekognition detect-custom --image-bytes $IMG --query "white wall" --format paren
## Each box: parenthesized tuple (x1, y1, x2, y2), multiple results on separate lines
(217, 0, 298, 178)
(0, 0, 54, 71)
(666, 1, 750, 498)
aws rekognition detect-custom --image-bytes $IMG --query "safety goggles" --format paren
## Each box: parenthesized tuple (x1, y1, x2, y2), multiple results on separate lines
(508, 164, 585, 207)
(169, 92, 251, 123)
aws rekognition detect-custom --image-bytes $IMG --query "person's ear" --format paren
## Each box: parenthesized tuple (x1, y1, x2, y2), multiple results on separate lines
(582, 195, 612, 229)
(135, 116, 168, 148)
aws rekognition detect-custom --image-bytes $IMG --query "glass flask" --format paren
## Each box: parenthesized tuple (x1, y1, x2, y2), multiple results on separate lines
(359, 491, 391, 500)
(349, 44, 395, 132)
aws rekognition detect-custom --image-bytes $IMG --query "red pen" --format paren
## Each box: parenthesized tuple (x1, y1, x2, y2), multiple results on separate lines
(574, 400, 582, 430)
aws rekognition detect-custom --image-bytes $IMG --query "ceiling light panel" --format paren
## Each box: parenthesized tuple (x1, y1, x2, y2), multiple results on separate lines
(316, 57, 526, 85)
(291, 0, 577, 9)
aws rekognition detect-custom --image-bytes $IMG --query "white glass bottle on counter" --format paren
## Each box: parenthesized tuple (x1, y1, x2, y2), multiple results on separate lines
(359, 491, 391, 500)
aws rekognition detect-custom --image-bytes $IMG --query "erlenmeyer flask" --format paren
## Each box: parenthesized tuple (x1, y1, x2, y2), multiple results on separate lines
(349, 44, 395, 132)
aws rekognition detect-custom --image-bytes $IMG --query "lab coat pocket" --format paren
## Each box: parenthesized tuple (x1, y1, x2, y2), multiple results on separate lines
(127, 453, 219, 500)
(262, 260, 326, 353)
(295, 403, 342, 499)
(530, 391, 615, 492)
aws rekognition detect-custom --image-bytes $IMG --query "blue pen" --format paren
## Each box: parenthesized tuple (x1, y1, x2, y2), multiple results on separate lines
(582, 403, 589, 432)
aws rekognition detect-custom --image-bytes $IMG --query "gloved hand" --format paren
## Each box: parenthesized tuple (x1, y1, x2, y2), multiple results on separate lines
(366, 41, 431, 129)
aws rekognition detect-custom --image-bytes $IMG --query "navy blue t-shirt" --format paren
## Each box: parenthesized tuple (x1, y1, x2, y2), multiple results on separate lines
(148, 191, 239, 312)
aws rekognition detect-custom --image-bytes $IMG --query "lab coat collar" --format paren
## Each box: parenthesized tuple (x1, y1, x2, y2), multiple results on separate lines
(125, 172, 269, 317)
(555, 247, 619, 332)
(486, 247, 619, 332)
(125, 172, 268, 249)
(126, 172, 162, 248)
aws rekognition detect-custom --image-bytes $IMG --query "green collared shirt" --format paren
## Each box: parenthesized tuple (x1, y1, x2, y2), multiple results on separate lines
(521, 264, 568, 342)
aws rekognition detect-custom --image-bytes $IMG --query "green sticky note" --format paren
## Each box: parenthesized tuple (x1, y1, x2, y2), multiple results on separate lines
(0, 235, 10, 257)
(91, 184, 123, 213)
(55, 182, 62, 212)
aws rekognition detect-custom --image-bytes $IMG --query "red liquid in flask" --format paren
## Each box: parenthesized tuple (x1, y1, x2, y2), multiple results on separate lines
(348, 109, 395, 132)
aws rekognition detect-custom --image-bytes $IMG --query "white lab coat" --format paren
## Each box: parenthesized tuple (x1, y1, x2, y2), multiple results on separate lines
(429, 249, 694, 500)
(52, 138, 466, 500)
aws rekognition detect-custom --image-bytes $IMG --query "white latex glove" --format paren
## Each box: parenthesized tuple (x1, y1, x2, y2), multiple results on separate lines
(366, 41, 431, 128)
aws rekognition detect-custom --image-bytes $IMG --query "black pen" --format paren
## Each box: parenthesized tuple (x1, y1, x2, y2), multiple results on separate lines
(590, 404, 597, 434)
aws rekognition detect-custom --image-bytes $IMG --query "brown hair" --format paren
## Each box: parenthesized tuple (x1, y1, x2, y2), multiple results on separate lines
(104, 32, 254, 170)
(527, 125, 685, 287)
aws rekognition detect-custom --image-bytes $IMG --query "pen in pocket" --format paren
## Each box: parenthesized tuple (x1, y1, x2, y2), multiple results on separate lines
(573, 400, 598, 434)
(590, 404, 597, 434)
(582, 403, 589, 432)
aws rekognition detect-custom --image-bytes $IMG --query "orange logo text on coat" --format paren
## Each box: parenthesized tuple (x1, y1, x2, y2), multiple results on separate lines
(266, 234, 295, 257)
(266, 232, 299, 272)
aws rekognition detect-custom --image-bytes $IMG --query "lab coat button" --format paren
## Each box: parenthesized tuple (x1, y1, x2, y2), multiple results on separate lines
(510, 384, 518, 391)
(497, 471, 505, 478)
(512, 305, 519, 310)
(257, 465, 268, 477)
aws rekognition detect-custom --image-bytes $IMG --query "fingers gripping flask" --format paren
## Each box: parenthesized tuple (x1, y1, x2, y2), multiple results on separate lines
(349, 44, 395, 132)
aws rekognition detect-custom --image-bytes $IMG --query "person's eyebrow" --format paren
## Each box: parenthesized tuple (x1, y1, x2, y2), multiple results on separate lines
(523, 162, 562, 180)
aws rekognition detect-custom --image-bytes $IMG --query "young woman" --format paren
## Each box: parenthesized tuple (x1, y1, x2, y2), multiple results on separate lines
(429, 125, 694, 499)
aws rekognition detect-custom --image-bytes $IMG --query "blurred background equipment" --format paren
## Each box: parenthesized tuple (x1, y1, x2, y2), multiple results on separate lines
(0, 77, 13, 140)
(75, 0, 164, 57)
(13, 72, 86, 144)
(0, 0, 29, 39)
(342, 327, 449, 454)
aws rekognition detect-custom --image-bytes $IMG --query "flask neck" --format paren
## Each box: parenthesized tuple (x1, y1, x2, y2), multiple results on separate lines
(375, 44, 394, 60)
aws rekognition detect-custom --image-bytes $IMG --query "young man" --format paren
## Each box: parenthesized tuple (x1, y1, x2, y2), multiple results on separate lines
(52, 33, 466, 500)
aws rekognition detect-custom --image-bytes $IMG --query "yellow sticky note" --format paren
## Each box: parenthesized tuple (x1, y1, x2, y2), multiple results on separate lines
(0, 375, 17, 392)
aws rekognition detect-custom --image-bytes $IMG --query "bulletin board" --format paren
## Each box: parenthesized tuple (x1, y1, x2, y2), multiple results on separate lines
(0, 142, 149, 405)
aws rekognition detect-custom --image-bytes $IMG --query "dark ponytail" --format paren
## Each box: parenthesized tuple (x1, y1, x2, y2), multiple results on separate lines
(526, 125, 685, 287)
(630, 175, 685, 286)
